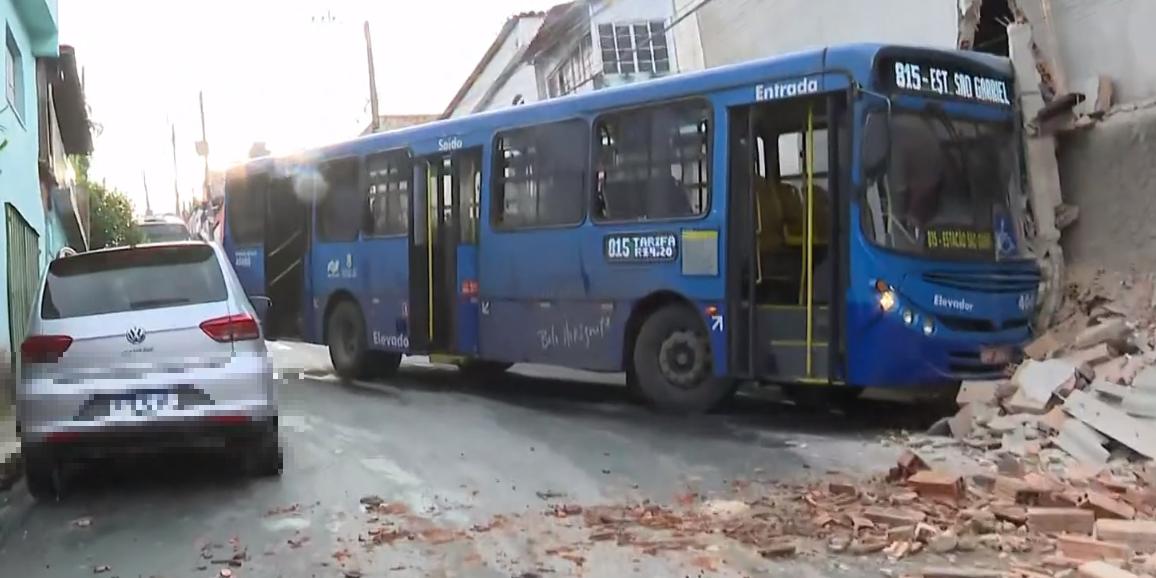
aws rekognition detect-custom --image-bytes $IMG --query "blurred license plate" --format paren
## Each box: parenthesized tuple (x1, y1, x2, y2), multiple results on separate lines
(107, 392, 178, 417)
(980, 346, 1013, 365)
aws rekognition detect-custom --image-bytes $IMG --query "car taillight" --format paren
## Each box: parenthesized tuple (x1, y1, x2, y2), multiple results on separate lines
(21, 335, 73, 363)
(201, 314, 260, 343)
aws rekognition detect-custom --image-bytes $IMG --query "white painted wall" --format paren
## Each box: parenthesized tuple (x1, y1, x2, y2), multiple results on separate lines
(448, 16, 544, 118)
(1045, 0, 1156, 104)
(481, 65, 540, 112)
(692, 0, 958, 68)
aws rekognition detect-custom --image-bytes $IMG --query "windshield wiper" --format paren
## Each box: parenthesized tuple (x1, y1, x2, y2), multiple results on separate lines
(922, 103, 973, 205)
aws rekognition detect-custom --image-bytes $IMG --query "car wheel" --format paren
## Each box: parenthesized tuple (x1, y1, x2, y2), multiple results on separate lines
(327, 300, 370, 381)
(247, 422, 283, 478)
(367, 351, 403, 379)
(458, 360, 512, 380)
(631, 304, 737, 414)
(23, 449, 62, 501)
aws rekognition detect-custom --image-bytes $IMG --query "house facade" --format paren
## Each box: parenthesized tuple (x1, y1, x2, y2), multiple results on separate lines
(0, 0, 89, 408)
(443, 0, 683, 119)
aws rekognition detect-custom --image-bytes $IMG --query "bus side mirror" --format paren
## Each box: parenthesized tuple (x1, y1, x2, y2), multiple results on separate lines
(863, 115, 890, 178)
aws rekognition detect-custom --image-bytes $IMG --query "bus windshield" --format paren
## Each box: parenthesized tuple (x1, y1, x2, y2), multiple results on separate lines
(862, 110, 1021, 260)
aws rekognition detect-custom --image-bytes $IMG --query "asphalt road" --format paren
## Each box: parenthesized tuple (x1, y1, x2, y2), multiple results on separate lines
(0, 351, 942, 578)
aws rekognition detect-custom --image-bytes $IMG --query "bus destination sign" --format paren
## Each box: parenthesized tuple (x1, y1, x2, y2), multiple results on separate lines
(887, 60, 1012, 106)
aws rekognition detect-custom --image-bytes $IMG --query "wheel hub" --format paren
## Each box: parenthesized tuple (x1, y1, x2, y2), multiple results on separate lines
(658, 330, 709, 389)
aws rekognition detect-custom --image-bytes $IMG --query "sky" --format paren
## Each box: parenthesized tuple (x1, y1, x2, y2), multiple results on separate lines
(58, 0, 561, 216)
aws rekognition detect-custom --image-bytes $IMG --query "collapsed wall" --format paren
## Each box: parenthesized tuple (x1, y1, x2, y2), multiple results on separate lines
(1057, 104, 1156, 273)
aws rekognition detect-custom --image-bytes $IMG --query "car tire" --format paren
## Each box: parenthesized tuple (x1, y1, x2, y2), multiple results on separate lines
(327, 300, 370, 381)
(631, 304, 736, 414)
(247, 422, 283, 478)
(367, 351, 403, 379)
(23, 449, 61, 501)
(458, 360, 512, 380)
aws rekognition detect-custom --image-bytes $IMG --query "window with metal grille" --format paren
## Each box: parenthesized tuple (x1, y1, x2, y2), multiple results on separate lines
(598, 22, 670, 76)
(492, 120, 588, 230)
(366, 151, 411, 237)
(548, 33, 596, 98)
(594, 100, 710, 222)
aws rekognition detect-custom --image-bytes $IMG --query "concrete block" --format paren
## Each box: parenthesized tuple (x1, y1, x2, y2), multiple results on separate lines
(1076, 319, 1130, 350)
(1058, 534, 1131, 562)
(957, 380, 1003, 406)
(1054, 418, 1111, 467)
(1095, 519, 1156, 553)
(1016, 359, 1079, 403)
(1064, 390, 1156, 459)
(907, 470, 965, 501)
(1078, 560, 1140, 578)
(1029, 507, 1096, 535)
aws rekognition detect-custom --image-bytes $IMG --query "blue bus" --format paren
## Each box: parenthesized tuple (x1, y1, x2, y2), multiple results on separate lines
(223, 43, 1040, 413)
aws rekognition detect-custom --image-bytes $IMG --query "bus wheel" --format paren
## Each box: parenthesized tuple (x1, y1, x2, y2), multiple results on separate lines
(459, 360, 513, 380)
(327, 301, 370, 381)
(367, 351, 403, 379)
(632, 305, 736, 413)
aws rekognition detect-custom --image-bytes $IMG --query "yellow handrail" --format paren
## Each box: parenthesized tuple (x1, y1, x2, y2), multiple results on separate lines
(805, 104, 815, 378)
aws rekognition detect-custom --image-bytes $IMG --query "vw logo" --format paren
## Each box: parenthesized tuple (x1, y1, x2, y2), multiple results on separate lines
(126, 327, 147, 345)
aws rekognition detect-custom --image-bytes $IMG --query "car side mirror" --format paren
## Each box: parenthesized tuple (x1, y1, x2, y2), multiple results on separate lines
(863, 114, 890, 179)
(250, 296, 272, 325)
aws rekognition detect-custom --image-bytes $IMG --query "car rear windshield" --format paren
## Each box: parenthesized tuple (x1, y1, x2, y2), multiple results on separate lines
(41, 245, 228, 319)
(140, 223, 191, 242)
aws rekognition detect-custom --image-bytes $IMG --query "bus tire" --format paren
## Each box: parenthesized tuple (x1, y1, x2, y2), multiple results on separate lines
(367, 351, 403, 379)
(631, 304, 736, 414)
(327, 300, 371, 381)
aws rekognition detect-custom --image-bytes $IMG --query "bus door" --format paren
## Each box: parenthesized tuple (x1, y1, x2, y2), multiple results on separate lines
(263, 172, 310, 339)
(408, 148, 483, 354)
(728, 92, 846, 385)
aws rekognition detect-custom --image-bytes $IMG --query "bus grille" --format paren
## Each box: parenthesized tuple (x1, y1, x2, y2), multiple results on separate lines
(938, 315, 1030, 333)
(922, 270, 1040, 293)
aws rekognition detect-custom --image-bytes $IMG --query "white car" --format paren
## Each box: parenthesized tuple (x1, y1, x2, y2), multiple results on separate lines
(16, 241, 281, 500)
(137, 215, 194, 243)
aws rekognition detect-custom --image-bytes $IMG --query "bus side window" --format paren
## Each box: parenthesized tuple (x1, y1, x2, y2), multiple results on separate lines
(318, 158, 365, 243)
(593, 100, 710, 222)
(492, 120, 587, 230)
(366, 151, 412, 237)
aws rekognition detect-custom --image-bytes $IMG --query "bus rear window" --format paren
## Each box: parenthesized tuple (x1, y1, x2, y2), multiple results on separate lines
(41, 246, 228, 319)
(226, 171, 267, 245)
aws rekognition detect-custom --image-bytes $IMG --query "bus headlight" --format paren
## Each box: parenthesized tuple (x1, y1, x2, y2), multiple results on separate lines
(901, 309, 915, 325)
(923, 318, 936, 335)
(875, 280, 897, 312)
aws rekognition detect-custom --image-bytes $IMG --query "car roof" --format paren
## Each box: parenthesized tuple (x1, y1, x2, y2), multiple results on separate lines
(138, 215, 188, 226)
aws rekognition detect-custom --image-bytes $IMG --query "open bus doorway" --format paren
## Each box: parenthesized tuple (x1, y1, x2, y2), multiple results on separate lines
(727, 92, 847, 390)
(408, 148, 484, 357)
(263, 172, 310, 340)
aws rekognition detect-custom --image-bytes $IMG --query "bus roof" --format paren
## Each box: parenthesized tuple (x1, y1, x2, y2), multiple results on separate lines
(228, 43, 1012, 176)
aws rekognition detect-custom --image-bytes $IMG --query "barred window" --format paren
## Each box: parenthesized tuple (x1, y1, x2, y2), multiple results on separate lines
(594, 101, 710, 221)
(366, 151, 411, 237)
(598, 22, 671, 76)
(492, 120, 588, 229)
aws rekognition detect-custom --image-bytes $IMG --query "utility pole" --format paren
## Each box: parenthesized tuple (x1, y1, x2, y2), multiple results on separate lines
(364, 21, 381, 133)
(142, 171, 152, 217)
(197, 91, 210, 202)
(171, 123, 181, 217)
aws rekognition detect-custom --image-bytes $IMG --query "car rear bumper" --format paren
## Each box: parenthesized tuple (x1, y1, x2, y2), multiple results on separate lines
(17, 353, 277, 446)
(22, 413, 277, 459)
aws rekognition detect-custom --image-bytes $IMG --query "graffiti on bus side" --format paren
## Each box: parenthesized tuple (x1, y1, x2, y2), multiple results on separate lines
(537, 315, 612, 351)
